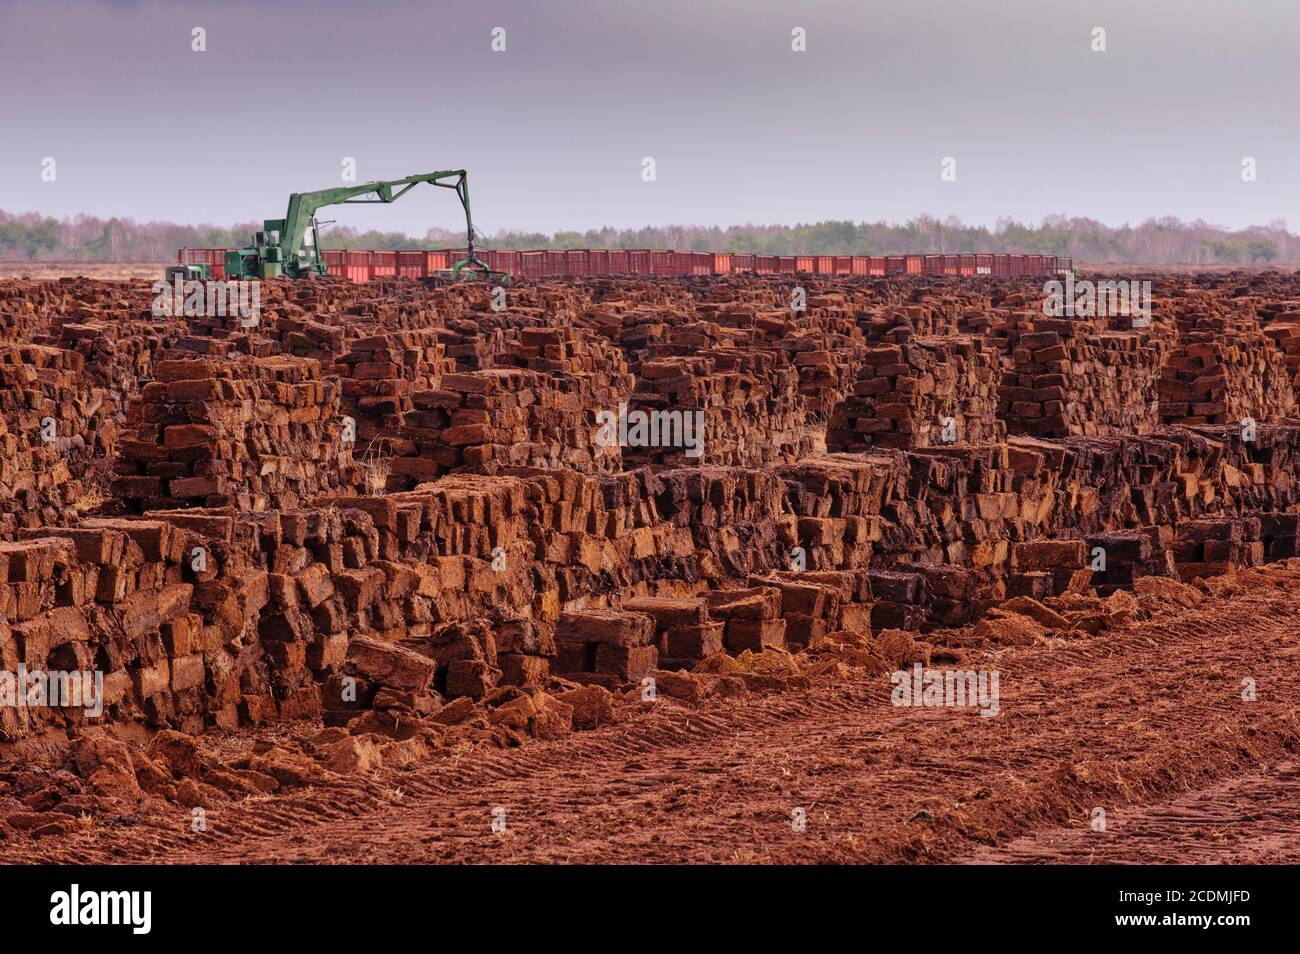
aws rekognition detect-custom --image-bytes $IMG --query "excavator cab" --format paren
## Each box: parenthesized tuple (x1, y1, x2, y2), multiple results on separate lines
(223, 220, 303, 280)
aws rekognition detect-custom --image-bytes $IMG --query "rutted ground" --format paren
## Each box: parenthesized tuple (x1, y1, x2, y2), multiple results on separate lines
(958, 766, 1300, 864)
(9, 562, 1297, 865)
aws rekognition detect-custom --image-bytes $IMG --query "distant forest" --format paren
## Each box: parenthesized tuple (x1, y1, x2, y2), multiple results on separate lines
(1, 210, 1293, 264)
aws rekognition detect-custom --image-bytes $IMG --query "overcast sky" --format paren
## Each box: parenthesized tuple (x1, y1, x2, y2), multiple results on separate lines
(1, 0, 1296, 235)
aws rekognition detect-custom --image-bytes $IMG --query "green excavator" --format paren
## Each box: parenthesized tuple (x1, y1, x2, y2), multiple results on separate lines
(168, 170, 507, 283)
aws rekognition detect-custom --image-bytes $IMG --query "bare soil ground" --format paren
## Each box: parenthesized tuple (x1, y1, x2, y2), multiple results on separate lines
(0, 262, 166, 280)
(11, 561, 1298, 865)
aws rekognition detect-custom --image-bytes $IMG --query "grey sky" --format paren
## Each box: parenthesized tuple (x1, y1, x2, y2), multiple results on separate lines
(1, 0, 1296, 235)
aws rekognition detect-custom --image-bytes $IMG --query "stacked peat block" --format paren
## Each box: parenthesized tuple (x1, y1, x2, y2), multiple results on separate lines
(1172, 517, 1263, 581)
(533, 470, 630, 605)
(254, 504, 404, 720)
(0, 535, 104, 740)
(901, 562, 997, 627)
(618, 354, 710, 466)
(410, 368, 603, 475)
(825, 335, 1004, 451)
(1047, 428, 1292, 537)
(803, 290, 862, 327)
(256, 496, 520, 712)
(1258, 513, 1300, 561)
(0, 280, 50, 339)
(113, 355, 363, 512)
(437, 316, 509, 371)
(0, 279, 156, 342)
(1159, 331, 1297, 426)
(384, 475, 538, 644)
(702, 586, 786, 653)
(333, 330, 455, 491)
(1085, 529, 1176, 595)
(492, 325, 635, 471)
(277, 315, 348, 362)
(857, 303, 961, 342)
(271, 280, 430, 334)
(553, 609, 658, 686)
(116, 479, 540, 721)
(747, 570, 874, 648)
(695, 300, 878, 447)
(613, 312, 672, 366)
(897, 445, 1037, 568)
(770, 457, 888, 580)
(313, 478, 540, 699)
(791, 345, 842, 413)
(413, 619, 502, 701)
(867, 568, 929, 630)
(622, 348, 812, 467)
(596, 464, 785, 588)
(1032, 433, 1200, 537)
(0, 344, 115, 535)
(0, 519, 222, 738)
(1259, 304, 1300, 391)
(341, 633, 438, 713)
(787, 444, 1032, 587)
(1201, 423, 1300, 516)
(786, 333, 868, 431)
(337, 330, 450, 419)
(395, 327, 634, 478)
(137, 509, 308, 727)
(46, 296, 177, 386)
(998, 325, 1162, 438)
(495, 326, 626, 377)
(1008, 540, 1092, 599)
(174, 296, 274, 351)
(621, 596, 722, 669)
(493, 617, 557, 690)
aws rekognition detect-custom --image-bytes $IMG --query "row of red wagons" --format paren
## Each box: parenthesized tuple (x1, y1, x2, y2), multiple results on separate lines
(177, 248, 1073, 283)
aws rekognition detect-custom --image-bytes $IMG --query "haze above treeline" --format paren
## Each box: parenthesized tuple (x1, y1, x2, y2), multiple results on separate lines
(0, 211, 1292, 265)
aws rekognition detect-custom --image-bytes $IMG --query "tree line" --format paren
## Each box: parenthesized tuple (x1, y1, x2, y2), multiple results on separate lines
(1, 210, 1292, 264)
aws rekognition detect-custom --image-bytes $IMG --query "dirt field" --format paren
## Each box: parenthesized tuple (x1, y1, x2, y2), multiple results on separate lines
(0, 261, 167, 280)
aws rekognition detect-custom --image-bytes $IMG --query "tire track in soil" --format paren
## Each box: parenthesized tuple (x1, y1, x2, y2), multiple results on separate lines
(954, 762, 1300, 864)
(17, 570, 1300, 864)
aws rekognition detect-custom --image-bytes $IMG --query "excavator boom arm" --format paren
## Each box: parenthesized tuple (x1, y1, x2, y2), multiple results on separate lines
(275, 170, 477, 274)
